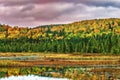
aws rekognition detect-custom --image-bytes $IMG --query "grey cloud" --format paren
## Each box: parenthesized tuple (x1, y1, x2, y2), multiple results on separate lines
(0, 0, 120, 7)
(0, 0, 120, 27)
(21, 4, 35, 12)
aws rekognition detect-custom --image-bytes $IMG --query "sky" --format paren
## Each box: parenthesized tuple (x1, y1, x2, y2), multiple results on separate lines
(0, 0, 120, 27)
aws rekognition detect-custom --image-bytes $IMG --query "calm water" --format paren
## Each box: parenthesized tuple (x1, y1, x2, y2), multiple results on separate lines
(0, 66, 120, 80)
(0, 56, 120, 80)
(0, 75, 68, 80)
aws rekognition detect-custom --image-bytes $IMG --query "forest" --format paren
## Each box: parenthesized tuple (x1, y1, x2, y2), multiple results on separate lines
(0, 18, 120, 54)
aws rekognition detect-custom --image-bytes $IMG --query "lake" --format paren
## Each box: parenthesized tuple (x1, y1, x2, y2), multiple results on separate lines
(0, 54, 120, 80)
(0, 66, 120, 80)
(0, 75, 68, 80)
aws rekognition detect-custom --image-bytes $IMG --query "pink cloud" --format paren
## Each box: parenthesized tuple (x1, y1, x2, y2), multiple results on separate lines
(0, 0, 120, 27)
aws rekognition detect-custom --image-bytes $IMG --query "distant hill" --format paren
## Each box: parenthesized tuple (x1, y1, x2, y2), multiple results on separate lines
(0, 18, 120, 53)
(34, 24, 65, 29)
(0, 18, 120, 39)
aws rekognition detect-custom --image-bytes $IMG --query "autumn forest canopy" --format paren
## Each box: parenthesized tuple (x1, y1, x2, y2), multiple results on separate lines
(0, 18, 120, 54)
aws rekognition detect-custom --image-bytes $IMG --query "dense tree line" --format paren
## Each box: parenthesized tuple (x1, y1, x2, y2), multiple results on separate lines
(0, 32, 120, 54)
(0, 18, 120, 54)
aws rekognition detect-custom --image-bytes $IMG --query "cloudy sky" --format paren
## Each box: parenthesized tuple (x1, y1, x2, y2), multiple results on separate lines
(0, 0, 120, 27)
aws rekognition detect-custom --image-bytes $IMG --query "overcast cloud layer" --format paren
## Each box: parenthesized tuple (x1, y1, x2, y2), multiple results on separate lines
(0, 0, 120, 27)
